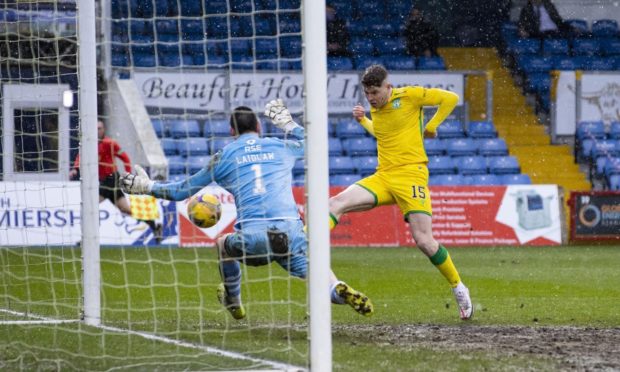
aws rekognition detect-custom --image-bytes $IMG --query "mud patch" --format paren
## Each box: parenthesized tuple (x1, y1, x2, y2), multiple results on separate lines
(333, 324, 620, 370)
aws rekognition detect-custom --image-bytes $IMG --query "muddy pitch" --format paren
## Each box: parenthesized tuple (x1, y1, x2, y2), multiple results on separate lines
(333, 324, 620, 370)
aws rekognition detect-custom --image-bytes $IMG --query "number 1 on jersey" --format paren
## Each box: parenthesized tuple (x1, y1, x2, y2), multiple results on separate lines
(251, 164, 267, 194)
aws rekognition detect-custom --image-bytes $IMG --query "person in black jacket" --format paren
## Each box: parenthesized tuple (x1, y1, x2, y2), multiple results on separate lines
(404, 6, 439, 57)
(518, 0, 573, 38)
(326, 5, 350, 57)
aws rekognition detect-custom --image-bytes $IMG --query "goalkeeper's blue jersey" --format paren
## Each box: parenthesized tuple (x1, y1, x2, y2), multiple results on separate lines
(150, 127, 305, 226)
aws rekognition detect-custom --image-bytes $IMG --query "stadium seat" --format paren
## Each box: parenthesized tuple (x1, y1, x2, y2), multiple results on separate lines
(354, 56, 385, 69)
(328, 57, 354, 71)
(374, 39, 406, 55)
(427, 156, 456, 175)
(445, 138, 477, 157)
(583, 57, 615, 71)
(600, 39, 620, 56)
(169, 120, 201, 138)
(350, 39, 375, 56)
(608, 174, 620, 190)
(506, 38, 540, 54)
(280, 35, 302, 58)
(572, 38, 601, 56)
(501, 174, 532, 185)
(595, 156, 609, 177)
(336, 119, 368, 138)
(328, 137, 343, 156)
(209, 137, 234, 154)
(179, 2, 202, 17)
(566, 19, 589, 35)
(384, 56, 416, 70)
(331, 173, 362, 186)
(604, 157, 620, 176)
(342, 137, 376, 156)
(230, 39, 251, 55)
(167, 156, 187, 175)
(188, 155, 211, 174)
(204, 1, 228, 14)
(479, 138, 508, 156)
(178, 138, 209, 156)
(552, 56, 580, 70)
(424, 138, 446, 156)
(255, 38, 278, 58)
(578, 138, 596, 161)
(436, 120, 465, 138)
(151, 118, 166, 137)
(456, 156, 487, 175)
(609, 122, 620, 139)
(591, 19, 619, 37)
(467, 121, 497, 138)
(205, 119, 230, 137)
(255, 17, 276, 36)
(591, 140, 618, 159)
(516, 55, 553, 73)
(576, 121, 606, 141)
(469, 174, 502, 185)
(542, 38, 569, 55)
(329, 156, 355, 175)
(352, 156, 377, 176)
(429, 174, 464, 186)
(161, 138, 178, 155)
(416, 56, 446, 70)
(488, 156, 520, 175)
(279, 18, 301, 34)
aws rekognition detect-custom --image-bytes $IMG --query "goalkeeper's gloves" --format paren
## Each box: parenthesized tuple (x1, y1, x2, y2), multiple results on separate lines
(121, 164, 154, 195)
(264, 99, 300, 133)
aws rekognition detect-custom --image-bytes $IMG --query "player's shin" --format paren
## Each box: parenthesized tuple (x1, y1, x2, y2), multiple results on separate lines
(219, 259, 242, 301)
(429, 244, 462, 288)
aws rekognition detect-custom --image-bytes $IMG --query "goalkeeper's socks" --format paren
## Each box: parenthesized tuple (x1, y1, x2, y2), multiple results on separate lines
(330, 281, 346, 304)
(220, 260, 242, 298)
(429, 244, 461, 288)
(329, 213, 339, 230)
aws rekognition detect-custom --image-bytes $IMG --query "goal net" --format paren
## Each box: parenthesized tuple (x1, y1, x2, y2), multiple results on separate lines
(0, 0, 323, 370)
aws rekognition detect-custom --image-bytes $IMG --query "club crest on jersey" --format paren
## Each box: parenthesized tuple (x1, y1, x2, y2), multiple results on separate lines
(392, 98, 401, 109)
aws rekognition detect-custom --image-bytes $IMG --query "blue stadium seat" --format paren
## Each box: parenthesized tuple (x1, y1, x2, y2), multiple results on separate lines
(456, 156, 487, 175)
(151, 119, 166, 137)
(506, 38, 540, 54)
(517, 55, 553, 73)
(328, 57, 354, 71)
(336, 119, 368, 138)
(429, 174, 464, 186)
(600, 38, 620, 56)
(350, 39, 375, 56)
(424, 138, 446, 156)
(604, 157, 620, 176)
(167, 156, 187, 175)
(209, 137, 234, 154)
(572, 38, 601, 56)
(206, 16, 228, 38)
(436, 120, 465, 138)
(329, 137, 343, 156)
(188, 155, 211, 174)
(583, 57, 615, 70)
(501, 174, 532, 185)
(595, 156, 609, 177)
(592, 140, 619, 159)
(488, 156, 520, 175)
(178, 138, 209, 156)
(467, 121, 497, 138)
(169, 120, 201, 138)
(255, 38, 278, 57)
(230, 39, 251, 55)
(205, 119, 230, 137)
(552, 56, 580, 70)
(501, 22, 519, 41)
(132, 52, 156, 68)
(342, 137, 376, 156)
(566, 19, 589, 34)
(469, 174, 502, 185)
(608, 174, 620, 190)
(279, 18, 301, 34)
(525, 73, 551, 93)
(416, 57, 445, 70)
(578, 138, 595, 160)
(204, 1, 228, 14)
(427, 156, 456, 175)
(374, 39, 406, 55)
(255, 17, 276, 36)
(179, 2, 202, 17)
(157, 45, 181, 67)
(293, 159, 305, 176)
(352, 156, 377, 176)
(576, 121, 606, 141)
(161, 138, 178, 156)
(542, 38, 569, 55)
(331, 173, 362, 186)
(592, 19, 619, 37)
(354, 56, 385, 69)
(329, 156, 355, 175)
(478, 138, 508, 156)
(280, 35, 302, 58)
(445, 138, 477, 157)
(384, 56, 416, 70)
(609, 122, 620, 139)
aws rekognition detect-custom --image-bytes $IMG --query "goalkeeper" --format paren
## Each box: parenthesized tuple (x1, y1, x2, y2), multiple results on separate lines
(329, 65, 473, 320)
(122, 100, 373, 319)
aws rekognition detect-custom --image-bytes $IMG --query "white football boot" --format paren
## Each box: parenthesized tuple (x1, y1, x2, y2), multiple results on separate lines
(452, 282, 473, 320)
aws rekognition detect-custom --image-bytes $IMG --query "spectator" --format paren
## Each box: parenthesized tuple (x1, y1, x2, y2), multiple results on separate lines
(326, 5, 350, 57)
(403, 6, 439, 57)
(70, 119, 162, 242)
(518, 0, 573, 39)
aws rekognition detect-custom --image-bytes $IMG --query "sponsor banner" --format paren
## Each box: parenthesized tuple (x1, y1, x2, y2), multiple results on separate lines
(133, 71, 465, 113)
(554, 72, 620, 136)
(569, 191, 620, 241)
(0, 182, 177, 246)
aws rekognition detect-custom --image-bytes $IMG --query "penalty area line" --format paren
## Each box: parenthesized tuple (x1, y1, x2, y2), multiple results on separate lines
(0, 308, 80, 325)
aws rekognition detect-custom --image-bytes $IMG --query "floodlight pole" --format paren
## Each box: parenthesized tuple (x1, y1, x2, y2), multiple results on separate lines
(302, 0, 332, 371)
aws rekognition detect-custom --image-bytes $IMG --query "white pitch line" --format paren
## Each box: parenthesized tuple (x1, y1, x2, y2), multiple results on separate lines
(0, 308, 306, 372)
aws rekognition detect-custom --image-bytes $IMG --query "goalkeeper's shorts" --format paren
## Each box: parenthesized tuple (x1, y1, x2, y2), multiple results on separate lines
(224, 219, 308, 278)
(355, 163, 432, 219)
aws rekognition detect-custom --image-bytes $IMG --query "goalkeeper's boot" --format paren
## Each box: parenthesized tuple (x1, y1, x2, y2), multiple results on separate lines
(217, 283, 246, 320)
(335, 282, 374, 317)
(452, 282, 473, 320)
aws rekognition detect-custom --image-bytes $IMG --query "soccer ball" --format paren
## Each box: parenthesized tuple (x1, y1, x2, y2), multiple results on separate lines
(187, 193, 222, 228)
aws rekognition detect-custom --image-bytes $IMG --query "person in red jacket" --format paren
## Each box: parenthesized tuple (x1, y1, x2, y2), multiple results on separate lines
(70, 119, 162, 241)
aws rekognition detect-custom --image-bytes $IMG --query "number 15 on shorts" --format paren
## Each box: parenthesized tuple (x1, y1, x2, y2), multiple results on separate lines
(412, 185, 426, 199)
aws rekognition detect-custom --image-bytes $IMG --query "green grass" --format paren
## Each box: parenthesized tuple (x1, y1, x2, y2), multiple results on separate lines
(1, 245, 619, 371)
